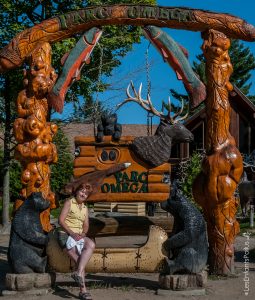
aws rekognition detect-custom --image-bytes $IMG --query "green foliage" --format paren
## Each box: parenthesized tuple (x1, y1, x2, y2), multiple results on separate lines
(0, 0, 156, 122)
(172, 39, 255, 112)
(50, 127, 73, 193)
(238, 217, 255, 236)
(9, 160, 22, 199)
(228, 40, 255, 96)
(50, 207, 62, 219)
(0, 148, 22, 200)
(52, 0, 157, 121)
(193, 40, 255, 98)
(0, 0, 156, 214)
(177, 151, 204, 204)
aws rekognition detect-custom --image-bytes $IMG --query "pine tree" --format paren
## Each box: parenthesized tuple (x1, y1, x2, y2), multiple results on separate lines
(50, 127, 73, 193)
(170, 39, 255, 113)
(193, 39, 255, 99)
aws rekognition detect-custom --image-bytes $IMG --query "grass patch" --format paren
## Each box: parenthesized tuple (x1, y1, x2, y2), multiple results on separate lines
(50, 207, 61, 219)
(208, 274, 228, 281)
(238, 217, 255, 235)
(116, 284, 134, 292)
(89, 281, 110, 289)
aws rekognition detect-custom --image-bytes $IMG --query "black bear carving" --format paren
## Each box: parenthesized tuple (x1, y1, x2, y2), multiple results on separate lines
(8, 192, 49, 273)
(97, 113, 122, 142)
(161, 181, 208, 274)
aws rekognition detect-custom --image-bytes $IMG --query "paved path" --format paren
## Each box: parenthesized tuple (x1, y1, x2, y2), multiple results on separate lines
(0, 233, 255, 299)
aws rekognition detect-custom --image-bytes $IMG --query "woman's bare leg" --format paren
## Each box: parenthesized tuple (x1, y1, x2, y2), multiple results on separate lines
(77, 237, 95, 293)
(66, 247, 79, 264)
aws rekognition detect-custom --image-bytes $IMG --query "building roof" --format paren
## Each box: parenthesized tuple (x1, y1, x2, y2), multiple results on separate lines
(59, 123, 158, 153)
(184, 86, 255, 128)
(0, 123, 158, 152)
(1, 86, 254, 153)
(230, 86, 255, 119)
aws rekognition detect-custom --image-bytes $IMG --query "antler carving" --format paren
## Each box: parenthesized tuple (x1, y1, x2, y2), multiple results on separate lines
(116, 81, 188, 124)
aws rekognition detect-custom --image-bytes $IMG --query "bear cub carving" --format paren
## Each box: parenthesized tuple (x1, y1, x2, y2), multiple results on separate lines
(8, 192, 50, 273)
(97, 113, 122, 142)
(161, 181, 208, 274)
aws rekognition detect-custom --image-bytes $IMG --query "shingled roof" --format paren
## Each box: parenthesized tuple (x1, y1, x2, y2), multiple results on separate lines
(59, 123, 158, 153)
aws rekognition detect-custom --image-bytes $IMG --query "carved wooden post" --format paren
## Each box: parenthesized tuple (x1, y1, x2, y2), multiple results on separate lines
(193, 29, 243, 275)
(13, 42, 58, 232)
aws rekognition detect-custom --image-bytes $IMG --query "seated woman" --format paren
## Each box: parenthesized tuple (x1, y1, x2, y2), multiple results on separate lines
(58, 183, 95, 300)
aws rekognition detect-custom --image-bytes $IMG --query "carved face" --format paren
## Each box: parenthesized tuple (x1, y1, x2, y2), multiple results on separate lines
(30, 73, 54, 98)
(24, 115, 45, 138)
(163, 123, 194, 144)
(101, 113, 117, 126)
(27, 192, 50, 212)
(21, 169, 31, 184)
(41, 123, 58, 143)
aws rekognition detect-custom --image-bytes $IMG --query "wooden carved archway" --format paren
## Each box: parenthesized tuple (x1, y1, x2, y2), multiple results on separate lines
(0, 4, 254, 275)
(0, 5, 255, 72)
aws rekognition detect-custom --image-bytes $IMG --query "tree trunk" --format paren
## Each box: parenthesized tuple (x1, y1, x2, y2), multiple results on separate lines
(1, 76, 11, 228)
(2, 167, 10, 227)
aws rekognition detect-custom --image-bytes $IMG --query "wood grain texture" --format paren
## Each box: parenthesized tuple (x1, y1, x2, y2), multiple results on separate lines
(88, 193, 170, 202)
(73, 136, 171, 202)
(1, 5, 254, 73)
(78, 146, 96, 157)
(13, 43, 58, 232)
(192, 30, 243, 275)
(47, 225, 168, 273)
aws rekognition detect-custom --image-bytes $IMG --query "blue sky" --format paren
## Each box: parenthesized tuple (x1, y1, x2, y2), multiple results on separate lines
(55, 0, 255, 124)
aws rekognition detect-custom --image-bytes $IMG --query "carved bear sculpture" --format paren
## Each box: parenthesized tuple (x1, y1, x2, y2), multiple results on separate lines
(8, 192, 50, 273)
(97, 113, 122, 142)
(161, 181, 208, 274)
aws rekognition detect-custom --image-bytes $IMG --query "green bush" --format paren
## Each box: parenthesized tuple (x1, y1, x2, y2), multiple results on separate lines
(50, 126, 73, 193)
(0, 148, 22, 200)
(177, 151, 204, 206)
(0, 126, 73, 201)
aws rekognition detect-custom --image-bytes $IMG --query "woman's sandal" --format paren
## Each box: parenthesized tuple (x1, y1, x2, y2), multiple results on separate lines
(79, 291, 93, 300)
(71, 272, 84, 287)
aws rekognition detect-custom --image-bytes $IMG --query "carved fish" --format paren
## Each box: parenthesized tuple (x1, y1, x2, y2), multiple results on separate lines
(48, 27, 102, 113)
(0, 6, 254, 74)
(143, 25, 206, 108)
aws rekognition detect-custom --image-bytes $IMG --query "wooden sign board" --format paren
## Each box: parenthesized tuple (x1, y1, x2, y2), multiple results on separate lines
(74, 136, 170, 202)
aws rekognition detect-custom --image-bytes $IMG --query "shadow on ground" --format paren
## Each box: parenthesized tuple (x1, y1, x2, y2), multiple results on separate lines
(0, 246, 11, 292)
(55, 273, 159, 292)
(52, 285, 80, 299)
(235, 248, 255, 263)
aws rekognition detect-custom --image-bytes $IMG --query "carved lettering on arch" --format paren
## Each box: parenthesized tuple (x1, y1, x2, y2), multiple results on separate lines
(1, 4, 255, 73)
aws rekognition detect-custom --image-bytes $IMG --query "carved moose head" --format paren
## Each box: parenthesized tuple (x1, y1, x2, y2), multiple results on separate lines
(117, 81, 194, 167)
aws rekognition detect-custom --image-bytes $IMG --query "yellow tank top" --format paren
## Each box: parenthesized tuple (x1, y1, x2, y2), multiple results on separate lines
(64, 197, 88, 234)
